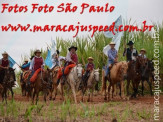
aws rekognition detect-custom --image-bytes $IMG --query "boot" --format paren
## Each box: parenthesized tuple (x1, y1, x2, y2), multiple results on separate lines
(57, 79, 60, 85)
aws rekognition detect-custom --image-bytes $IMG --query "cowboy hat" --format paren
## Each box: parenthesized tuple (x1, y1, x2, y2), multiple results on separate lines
(109, 42, 116, 45)
(68, 46, 77, 51)
(2, 51, 8, 56)
(127, 41, 134, 45)
(140, 48, 146, 53)
(88, 57, 94, 60)
(34, 49, 42, 55)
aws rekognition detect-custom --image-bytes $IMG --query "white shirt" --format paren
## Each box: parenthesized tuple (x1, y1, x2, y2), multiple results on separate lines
(52, 56, 65, 68)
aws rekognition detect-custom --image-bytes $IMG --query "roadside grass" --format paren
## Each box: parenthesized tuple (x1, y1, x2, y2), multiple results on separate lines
(0, 99, 155, 122)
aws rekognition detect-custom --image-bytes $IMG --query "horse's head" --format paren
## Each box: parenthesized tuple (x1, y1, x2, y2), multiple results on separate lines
(76, 64, 83, 78)
(119, 62, 128, 80)
(93, 68, 100, 82)
(44, 68, 53, 86)
(5, 67, 16, 83)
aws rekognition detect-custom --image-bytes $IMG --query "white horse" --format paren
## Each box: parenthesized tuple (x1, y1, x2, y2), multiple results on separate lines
(60, 64, 83, 103)
(81, 69, 100, 102)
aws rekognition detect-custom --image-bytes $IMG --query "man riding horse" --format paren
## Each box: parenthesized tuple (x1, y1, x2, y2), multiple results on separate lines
(57, 46, 78, 85)
(105, 42, 118, 80)
(28, 49, 45, 84)
(0, 52, 10, 84)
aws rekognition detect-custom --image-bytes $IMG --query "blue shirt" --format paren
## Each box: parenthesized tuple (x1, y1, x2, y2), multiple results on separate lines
(108, 48, 117, 60)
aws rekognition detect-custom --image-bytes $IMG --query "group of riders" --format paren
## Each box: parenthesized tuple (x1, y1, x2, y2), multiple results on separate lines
(0, 40, 149, 98)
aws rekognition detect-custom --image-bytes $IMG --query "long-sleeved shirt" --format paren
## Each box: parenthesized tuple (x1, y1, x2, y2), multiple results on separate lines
(29, 56, 45, 71)
(108, 48, 117, 61)
(52, 56, 65, 68)
(123, 48, 138, 61)
(66, 52, 78, 64)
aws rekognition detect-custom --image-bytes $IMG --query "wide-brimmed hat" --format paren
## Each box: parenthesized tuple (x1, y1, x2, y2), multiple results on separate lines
(88, 57, 94, 61)
(109, 42, 116, 45)
(140, 48, 146, 53)
(127, 41, 134, 45)
(34, 49, 42, 55)
(2, 51, 8, 56)
(68, 46, 77, 51)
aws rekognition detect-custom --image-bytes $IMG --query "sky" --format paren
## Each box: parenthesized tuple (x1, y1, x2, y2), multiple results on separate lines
(0, 0, 163, 67)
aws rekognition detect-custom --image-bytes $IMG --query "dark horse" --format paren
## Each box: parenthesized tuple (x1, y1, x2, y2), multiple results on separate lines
(0, 67, 16, 103)
(32, 69, 53, 104)
(127, 56, 154, 98)
(139, 58, 154, 96)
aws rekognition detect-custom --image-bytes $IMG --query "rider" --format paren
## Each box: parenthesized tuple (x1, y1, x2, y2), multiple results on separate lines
(83, 57, 95, 85)
(0, 51, 9, 84)
(139, 48, 147, 59)
(28, 49, 44, 84)
(83, 57, 95, 82)
(57, 46, 78, 84)
(123, 40, 138, 62)
(21, 59, 30, 71)
(51, 50, 65, 68)
(105, 42, 118, 79)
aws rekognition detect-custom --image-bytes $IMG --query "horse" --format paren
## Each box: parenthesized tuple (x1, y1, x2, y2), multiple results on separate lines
(49, 66, 60, 100)
(127, 56, 154, 98)
(104, 61, 128, 100)
(138, 58, 154, 96)
(126, 58, 142, 97)
(81, 69, 100, 102)
(59, 64, 83, 104)
(32, 69, 53, 104)
(0, 67, 16, 103)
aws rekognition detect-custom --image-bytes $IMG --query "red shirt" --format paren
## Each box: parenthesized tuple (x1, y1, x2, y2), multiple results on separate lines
(34, 57, 43, 71)
(1, 59, 9, 67)
(86, 63, 94, 71)
(69, 53, 78, 64)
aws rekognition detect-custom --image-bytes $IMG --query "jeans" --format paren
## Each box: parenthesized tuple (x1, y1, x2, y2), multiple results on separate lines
(105, 59, 114, 77)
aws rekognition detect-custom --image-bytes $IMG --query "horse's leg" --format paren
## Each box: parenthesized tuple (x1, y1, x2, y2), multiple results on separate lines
(112, 84, 114, 99)
(108, 82, 112, 100)
(126, 80, 130, 96)
(53, 85, 58, 100)
(121, 81, 125, 99)
(60, 84, 64, 101)
(70, 81, 77, 104)
(141, 81, 144, 96)
(10, 88, 14, 101)
(119, 82, 122, 98)
(104, 78, 107, 100)
(147, 79, 153, 96)
(91, 88, 94, 102)
(87, 89, 91, 102)
(36, 92, 39, 105)
(32, 89, 36, 104)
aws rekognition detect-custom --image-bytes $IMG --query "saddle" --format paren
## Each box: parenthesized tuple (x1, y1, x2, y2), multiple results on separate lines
(22, 71, 31, 82)
(30, 68, 43, 82)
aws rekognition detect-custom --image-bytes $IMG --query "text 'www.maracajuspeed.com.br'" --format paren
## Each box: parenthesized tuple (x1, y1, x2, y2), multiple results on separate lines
(1, 21, 154, 37)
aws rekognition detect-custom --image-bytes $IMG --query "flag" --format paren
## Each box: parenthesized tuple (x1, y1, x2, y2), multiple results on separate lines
(104, 15, 122, 38)
(45, 49, 53, 68)
(8, 56, 16, 68)
(103, 15, 123, 56)
(51, 38, 57, 56)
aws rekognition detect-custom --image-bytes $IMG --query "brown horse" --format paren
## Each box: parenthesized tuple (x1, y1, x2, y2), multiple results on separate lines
(32, 69, 53, 104)
(104, 61, 128, 100)
(49, 66, 60, 100)
(0, 67, 16, 103)
(20, 71, 31, 97)
(127, 56, 154, 98)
